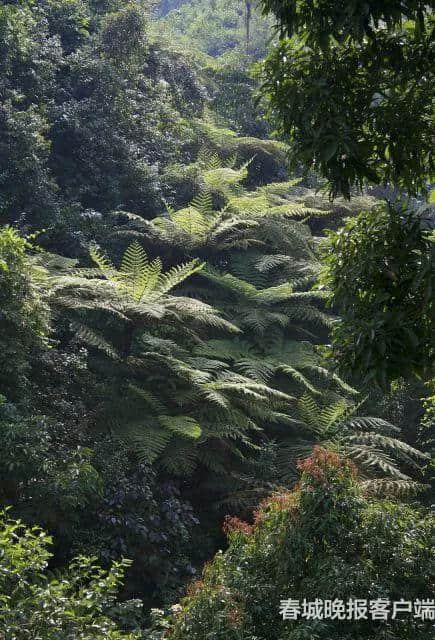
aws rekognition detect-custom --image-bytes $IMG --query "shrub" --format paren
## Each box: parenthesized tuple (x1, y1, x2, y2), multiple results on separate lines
(319, 201, 435, 388)
(0, 227, 49, 398)
(0, 511, 139, 639)
(166, 448, 434, 639)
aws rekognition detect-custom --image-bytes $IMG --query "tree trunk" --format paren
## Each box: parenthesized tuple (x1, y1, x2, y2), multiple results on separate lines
(245, 1, 252, 55)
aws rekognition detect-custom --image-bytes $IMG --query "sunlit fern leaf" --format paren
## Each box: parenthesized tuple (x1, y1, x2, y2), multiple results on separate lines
(197, 146, 222, 171)
(283, 303, 334, 327)
(346, 433, 429, 466)
(204, 166, 248, 195)
(159, 415, 202, 439)
(140, 334, 181, 354)
(70, 321, 119, 359)
(359, 478, 426, 497)
(276, 365, 321, 396)
(259, 179, 302, 197)
(297, 393, 321, 432)
(164, 297, 240, 333)
(152, 259, 205, 300)
(186, 357, 229, 372)
(254, 282, 294, 304)
(201, 269, 258, 299)
(235, 358, 276, 384)
(254, 254, 299, 273)
(119, 241, 163, 302)
(319, 398, 352, 431)
(345, 417, 400, 435)
(343, 444, 409, 479)
(190, 188, 214, 217)
(263, 205, 327, 219)
(89, 244, 118, 281)
(112, 210, 150, 226)
(170, 206, 210, 235)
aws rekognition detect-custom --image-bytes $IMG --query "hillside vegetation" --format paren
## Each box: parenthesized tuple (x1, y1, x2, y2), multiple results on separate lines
(0, 1, 433, 638)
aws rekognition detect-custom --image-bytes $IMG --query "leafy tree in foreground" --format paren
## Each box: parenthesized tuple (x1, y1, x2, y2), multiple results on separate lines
(319, 201, 434, 388)
(259, 0, 434, 197)
(0, 511, 139, 639)
(160, 448, 434, 640)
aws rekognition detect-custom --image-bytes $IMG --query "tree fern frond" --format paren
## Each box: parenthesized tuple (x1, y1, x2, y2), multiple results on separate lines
(346, 433, 429, 464)
(89, 245, 118, 281)
(319, 398, 351, 431)
(195, 339, 254, 362)
(235, 358, 276, 384)
(190, 189, 214, 217)
(297, 394, 321, 432)
(344, 444, 409, 479)
(159, 415, 202, 440)
(157, 440, 198, 476)
(70, 321, 119, 359)
(359, 478, 426, 497)
(276, 365, 321, 396)
(344, 417, 400, 435)
(197, 147, 222, 171)
(254, 282, 294, 304)
(123, 424, 172, 464)
(170, 207, 210, 235)
(128, 385, 166, 414)
(154, 260, 205, 299)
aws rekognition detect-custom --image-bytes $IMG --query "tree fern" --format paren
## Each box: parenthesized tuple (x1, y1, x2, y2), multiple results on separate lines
(274, 394, 428, 494)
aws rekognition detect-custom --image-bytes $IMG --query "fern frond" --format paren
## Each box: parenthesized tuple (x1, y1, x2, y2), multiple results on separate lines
(297, 394, 321, 432)
(154, 260, 205, 299)
(276, 365, 321, 396)
(197, 147, 222, 171)
(344, 444, 409, 479)
(89, 245, 118, 281)
(128, 385, 166, 414)
(344, 417, 400, 435)
(359, 478, 426, 497)
(158, 440, 198, 476)
(170, 206, 210, 235)
(124, 424, 172, 464)
(159, 415, 202, 439)
(190, 189, 214, 217)
(70, 321, 119, 359)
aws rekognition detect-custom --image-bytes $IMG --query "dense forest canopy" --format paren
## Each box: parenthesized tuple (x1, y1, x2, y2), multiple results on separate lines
(0, 1, 433, 638)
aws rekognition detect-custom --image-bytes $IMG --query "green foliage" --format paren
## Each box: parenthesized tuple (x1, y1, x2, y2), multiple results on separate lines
(319, 201, 435, 387)
(166, 449, 434, 640)
(205, 62, 270, 137)
(0, 395, 200, 605)
(106, 151, 428, 500)
(277, 393, 428, 495)
(48, 239, 297, 478)
(0, 510, 139, 639)
(158, 0, 273, 60)
(0, 227, 49, 398)
(1, 0, 432, 621)
(260, 1, 430, 45)
(0, 0, 207, 233)
(259, 1, 434, 197)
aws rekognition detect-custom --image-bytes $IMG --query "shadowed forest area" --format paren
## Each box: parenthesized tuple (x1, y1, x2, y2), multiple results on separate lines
(0, 1, 433, 638)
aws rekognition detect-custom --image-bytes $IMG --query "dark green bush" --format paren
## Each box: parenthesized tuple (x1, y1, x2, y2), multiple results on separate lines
(166, 448, 434, 640)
